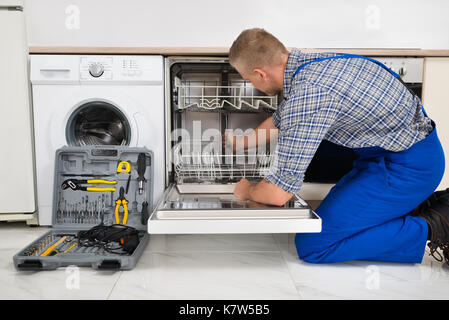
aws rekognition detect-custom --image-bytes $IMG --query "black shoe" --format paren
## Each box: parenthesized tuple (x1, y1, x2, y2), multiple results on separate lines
(412, 188, 449, 215)
(413, 188, 449, 265)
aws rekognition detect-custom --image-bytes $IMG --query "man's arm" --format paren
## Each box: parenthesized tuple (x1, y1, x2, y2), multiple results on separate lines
(226, 116, 279, 151)
(234, 178, 293, 206)
(234, 83, 340, 206)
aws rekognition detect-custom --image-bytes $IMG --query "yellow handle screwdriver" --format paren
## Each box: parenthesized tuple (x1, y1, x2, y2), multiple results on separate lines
(64, 242, 77, 253)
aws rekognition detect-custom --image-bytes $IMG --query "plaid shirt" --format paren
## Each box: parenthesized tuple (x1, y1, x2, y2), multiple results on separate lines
(265, 48, 433, 194)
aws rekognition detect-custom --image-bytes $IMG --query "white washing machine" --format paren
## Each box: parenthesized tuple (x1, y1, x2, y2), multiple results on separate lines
(30, 55, 165, 225)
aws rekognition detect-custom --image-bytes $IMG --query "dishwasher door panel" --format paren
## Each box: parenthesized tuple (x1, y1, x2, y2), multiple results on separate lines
(148, 184, 322, 234)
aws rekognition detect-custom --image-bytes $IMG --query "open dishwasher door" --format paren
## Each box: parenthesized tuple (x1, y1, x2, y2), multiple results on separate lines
(148, 184, 321, 234)
(150, 57, 322, 234)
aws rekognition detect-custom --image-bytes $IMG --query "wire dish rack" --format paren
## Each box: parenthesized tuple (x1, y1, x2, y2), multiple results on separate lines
(174, 77, 278, 111)
(172, 142, 275, 183)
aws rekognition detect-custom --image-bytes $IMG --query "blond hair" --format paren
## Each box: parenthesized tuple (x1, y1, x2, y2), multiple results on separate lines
(229, 28, 289, 73)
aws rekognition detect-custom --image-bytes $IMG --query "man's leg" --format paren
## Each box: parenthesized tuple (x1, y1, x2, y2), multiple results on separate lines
(295, 126, 445, 263)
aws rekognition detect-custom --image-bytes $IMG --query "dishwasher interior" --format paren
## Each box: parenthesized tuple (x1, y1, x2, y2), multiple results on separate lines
(169, 59, 277, 190)
(147, 57, 321, 234)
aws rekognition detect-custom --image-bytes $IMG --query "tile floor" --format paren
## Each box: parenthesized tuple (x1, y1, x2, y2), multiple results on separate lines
(1, 221, 449, 300)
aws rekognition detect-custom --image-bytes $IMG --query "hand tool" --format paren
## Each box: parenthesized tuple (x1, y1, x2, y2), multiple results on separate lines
(117, 160, 132, 194)
(61, 179, 117, 192)
(114, 187, 129, 225)
(49, 237, 72, 256)
(75, 202, 79, 223)
(137, 153, 150, 224)
(137, 153, 147, 195)
(85, 196, 90, 223)
(100, 194, 106, 224)
(25, 234, 53, 256)
(67, 204, 72, 223)
(117, 160, 131, 173)
(55, 237, 72, 252)
(125, 175, 131, 194)
(141, 201, 149, 225)
(63, 242, 77, 253)
(109, 192, 114, 206)
(40, 236, 68, 257)
(132, 190, 138, 213)
(57, 192, 63, 223)
(61, 173, 114, 177)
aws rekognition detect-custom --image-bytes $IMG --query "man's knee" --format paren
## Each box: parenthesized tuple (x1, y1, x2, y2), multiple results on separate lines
(297, 251, 323, 264)
(295, 233, 333, 264)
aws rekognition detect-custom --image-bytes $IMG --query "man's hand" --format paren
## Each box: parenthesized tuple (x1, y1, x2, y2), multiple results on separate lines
(234, 178, 252, 201)
(233, 178, 294, 206)
(222, 117, 278, 153)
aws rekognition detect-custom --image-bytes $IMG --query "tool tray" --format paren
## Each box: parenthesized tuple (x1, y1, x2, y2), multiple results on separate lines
(13, 146, 153, 271)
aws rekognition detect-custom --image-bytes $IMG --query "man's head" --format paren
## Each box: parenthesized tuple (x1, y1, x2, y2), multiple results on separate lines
(229, 28, 289, 96)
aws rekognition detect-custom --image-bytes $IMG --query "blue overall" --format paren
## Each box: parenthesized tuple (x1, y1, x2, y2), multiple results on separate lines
(293, 54, 446, 263)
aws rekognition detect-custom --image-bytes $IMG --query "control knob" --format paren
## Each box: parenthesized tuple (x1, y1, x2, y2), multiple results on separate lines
(89, 63, 104, 78)
(398, 67, 407, 77)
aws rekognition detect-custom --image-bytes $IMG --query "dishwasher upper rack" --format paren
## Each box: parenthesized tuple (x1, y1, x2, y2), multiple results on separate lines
(172, 142, 275, 183)
(174, 77, 278, 111)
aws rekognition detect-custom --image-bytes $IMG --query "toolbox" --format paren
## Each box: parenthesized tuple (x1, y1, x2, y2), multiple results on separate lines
(13, 146, 153, 271)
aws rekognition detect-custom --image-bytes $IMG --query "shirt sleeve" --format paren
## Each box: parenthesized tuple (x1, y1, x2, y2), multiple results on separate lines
(271, 103, 282, 129)
(265, 83, 340, 194)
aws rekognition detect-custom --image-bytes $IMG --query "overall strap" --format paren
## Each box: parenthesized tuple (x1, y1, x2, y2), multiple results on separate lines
(293, 53, 400, 78)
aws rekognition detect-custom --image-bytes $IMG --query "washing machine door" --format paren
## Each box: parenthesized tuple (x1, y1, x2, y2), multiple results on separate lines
(50, 89, 142, 148)
(66, 100, 132, 146)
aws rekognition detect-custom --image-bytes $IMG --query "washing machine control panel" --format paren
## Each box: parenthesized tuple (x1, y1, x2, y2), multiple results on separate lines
(79, 55, 163, 83)
(80, 57, 113, 80)
(120, 58, 143, 77)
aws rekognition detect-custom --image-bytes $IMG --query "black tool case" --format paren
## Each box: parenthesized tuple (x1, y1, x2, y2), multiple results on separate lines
(13, 146, 153, 271)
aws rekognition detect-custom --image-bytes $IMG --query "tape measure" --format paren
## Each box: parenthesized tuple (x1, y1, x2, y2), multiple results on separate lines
(117, 161, 131, 173)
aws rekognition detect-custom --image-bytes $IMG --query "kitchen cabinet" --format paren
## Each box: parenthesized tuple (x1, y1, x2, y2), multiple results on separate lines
(422, 58, 449, 190)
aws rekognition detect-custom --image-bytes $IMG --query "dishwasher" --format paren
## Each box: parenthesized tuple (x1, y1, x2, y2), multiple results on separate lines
(147, 57, 322, 234)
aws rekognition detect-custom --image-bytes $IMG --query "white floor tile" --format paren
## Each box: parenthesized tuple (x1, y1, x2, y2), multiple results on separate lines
(0, 223, 49, 251)
(109, 249, 300, 300)
(2, 222, 449, 300)
(278, 235, 449, 300)
(148, 233, 279, 253)
(0, 248, 120, 299)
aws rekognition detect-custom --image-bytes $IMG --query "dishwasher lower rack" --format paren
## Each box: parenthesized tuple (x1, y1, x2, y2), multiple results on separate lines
(147, 184, 322, 234)
(172, 143, 275, 184)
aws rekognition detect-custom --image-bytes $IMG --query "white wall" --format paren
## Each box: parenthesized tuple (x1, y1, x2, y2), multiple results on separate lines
(24, 0, 449, 49)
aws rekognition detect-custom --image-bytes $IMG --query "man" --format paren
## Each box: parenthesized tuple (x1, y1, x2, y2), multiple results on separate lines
(227, 28, 449, 265)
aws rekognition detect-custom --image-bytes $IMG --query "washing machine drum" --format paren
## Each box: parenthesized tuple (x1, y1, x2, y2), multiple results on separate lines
(66, 101, 132, 146)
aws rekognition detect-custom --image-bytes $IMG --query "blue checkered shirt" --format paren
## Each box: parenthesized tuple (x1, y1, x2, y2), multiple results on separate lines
(264, 48, 433, 194)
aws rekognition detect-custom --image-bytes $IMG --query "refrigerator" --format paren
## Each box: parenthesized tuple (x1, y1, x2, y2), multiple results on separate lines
(0, 0, 37, 223)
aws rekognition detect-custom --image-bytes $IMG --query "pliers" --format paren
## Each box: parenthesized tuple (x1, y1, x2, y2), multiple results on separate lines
(61, 179, 117, 192)
(115, 187, 129, 225)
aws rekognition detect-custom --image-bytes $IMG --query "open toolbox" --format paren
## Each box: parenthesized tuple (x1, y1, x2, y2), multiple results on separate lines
(13, 146, 153, 271)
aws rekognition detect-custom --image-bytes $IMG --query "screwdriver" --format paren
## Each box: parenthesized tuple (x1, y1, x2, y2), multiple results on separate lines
(137, 153, 146, 195)
(137, 153, 149, 224)
(141, 201, 149, 225)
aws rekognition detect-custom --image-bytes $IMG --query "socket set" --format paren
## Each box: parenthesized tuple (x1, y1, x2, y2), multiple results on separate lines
(13, 146, 154, 271)
(22, 234, 77, 257)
